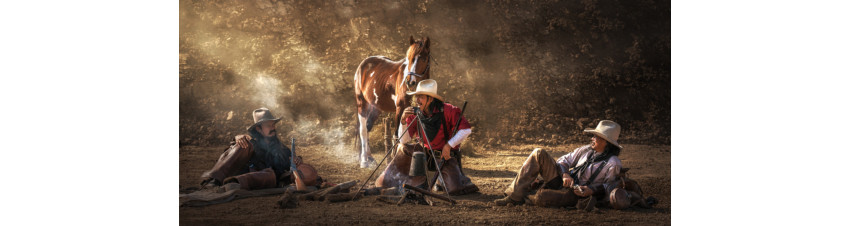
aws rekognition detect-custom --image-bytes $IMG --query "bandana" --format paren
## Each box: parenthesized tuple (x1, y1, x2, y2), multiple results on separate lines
(416, 103, 444, 141)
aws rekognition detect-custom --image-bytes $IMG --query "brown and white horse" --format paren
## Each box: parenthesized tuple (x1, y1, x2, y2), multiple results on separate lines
(354, 36, 432, 168)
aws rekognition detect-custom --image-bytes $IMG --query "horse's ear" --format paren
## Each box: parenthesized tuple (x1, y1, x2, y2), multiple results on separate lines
(424, 37, 430, 49)
(409, 36, 415, 45)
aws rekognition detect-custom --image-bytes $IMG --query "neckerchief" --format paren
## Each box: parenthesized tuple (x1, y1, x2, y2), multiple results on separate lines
(417, 103, 444, 141)
(570, 148, 612, 185)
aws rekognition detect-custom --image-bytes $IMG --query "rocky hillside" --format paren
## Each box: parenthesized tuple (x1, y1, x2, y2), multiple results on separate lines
(179, 0, 670, 148)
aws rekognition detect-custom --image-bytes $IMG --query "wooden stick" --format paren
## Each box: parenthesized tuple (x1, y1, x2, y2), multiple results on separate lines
(402, 184, 457, 205)
(324, 192, 359, 203)
(396, 191, 410, 205)
(377, 195, 402, 204)
(299, 180, 359, 201)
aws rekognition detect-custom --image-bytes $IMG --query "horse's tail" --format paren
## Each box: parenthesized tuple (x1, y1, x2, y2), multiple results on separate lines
(353, 60, 365, 157)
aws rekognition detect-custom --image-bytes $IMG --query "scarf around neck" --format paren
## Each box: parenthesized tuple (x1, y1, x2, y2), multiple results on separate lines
(417, 103, 444, 141)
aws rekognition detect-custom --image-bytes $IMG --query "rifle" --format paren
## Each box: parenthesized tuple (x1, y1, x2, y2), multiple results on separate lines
(291, 138, 308, 191)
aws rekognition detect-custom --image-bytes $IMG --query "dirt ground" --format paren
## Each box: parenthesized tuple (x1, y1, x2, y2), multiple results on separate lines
(179, 142, 670, 225)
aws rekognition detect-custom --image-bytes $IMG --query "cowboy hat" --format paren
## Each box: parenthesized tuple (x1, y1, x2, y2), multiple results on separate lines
(247, 107, 282, 131)
(405, 79, 443, 101)
(583, 120, 623, 149)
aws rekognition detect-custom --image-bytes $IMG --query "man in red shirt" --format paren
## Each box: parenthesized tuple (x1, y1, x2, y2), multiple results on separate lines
(375, 79, 479, 195)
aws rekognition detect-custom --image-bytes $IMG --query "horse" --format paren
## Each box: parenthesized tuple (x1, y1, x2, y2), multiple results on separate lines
(353, 36, 432, 168)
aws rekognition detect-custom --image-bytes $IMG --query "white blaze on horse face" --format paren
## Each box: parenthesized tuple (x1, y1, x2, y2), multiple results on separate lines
(373, 89, 379, 104)
(370, 71, 374, 78)
(409, 55, 419, 75)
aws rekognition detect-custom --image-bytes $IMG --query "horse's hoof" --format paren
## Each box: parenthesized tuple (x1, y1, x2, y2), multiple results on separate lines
(360, 158, 377, 168)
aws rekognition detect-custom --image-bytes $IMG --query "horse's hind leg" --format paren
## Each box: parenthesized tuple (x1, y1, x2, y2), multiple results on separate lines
(357, 107, 379, 168)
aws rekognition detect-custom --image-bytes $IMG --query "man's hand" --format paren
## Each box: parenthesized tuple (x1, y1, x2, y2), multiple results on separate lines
(573, 185, 593, 197)
(441, 144, 452, 160)
(294, 156, 303, 166)
(235, 134, 252, 149)
(562, 174, 574, 188)
(402, 106, 415, 119)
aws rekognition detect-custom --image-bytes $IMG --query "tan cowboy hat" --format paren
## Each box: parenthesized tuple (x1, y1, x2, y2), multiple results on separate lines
(405, 79, 443, 101)
(247, 107, 282, 131)
(583, 120, 623, 149)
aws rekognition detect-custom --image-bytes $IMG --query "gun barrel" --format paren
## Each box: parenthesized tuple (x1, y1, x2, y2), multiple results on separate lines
(290, 138, 298, 171)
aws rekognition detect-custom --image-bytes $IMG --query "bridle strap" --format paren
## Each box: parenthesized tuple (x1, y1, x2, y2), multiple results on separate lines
(404, 55, 431, 82)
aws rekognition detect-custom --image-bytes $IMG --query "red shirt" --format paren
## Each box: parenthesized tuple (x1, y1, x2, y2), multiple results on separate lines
(404, 103, 471, 150)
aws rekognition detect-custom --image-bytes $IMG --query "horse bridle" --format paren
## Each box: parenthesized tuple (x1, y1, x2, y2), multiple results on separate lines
(403, 54, 431, 87)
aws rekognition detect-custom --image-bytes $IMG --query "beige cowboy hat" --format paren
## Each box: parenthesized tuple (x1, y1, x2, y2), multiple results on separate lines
(405, 79, 443, 101)
(583, 120, 623, 149)
(246, 107, 282, 131)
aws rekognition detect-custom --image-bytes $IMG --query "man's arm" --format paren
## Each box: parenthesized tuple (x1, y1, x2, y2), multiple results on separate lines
(556, 146, 586, 174)
(558, 147, 588, 188)
(576, 161, 622, 198)
(398, 121, 412, 144)
(446, 128, 471, 148)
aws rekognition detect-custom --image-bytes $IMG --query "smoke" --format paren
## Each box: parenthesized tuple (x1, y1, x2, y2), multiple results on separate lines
(251, 74, 286, 110)
(179, 0, 672, 147)
(289, 116, 358, 165)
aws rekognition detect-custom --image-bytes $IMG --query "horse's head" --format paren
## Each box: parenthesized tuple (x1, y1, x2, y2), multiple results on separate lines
(402, 36, 431, 88)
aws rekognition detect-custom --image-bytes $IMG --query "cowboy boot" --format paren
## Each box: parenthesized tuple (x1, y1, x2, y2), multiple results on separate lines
(529, 189, 579, 208)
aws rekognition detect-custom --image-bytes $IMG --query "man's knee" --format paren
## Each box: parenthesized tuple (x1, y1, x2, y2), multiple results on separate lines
(532, 148, 548, 158)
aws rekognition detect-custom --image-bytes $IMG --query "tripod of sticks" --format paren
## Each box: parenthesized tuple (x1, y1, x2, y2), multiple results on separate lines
(351, 107, 457, 205)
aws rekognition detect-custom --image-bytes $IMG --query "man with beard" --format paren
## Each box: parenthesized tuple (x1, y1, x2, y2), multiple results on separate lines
(494, 120, 651, 209)
(200, 107, 319, 190)
(374, 79, 479, 195)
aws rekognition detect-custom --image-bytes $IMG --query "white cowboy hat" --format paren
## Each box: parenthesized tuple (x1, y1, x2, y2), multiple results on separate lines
(246, 107, 282, 131)
(583, 120, 623, 149)
(405, 79, 443, 101)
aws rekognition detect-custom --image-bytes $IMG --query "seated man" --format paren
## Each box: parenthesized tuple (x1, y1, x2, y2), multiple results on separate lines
(200, 107, 320, 190)
(375, 79, 479, 195)
(494, 120, 646, 208)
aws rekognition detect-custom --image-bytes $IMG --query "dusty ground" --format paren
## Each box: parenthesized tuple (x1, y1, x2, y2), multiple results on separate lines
(179, 142, 670, 225)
